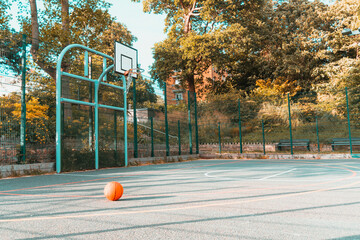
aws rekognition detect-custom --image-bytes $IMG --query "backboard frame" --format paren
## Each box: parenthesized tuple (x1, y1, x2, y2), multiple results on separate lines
(114, 41, 138, 78)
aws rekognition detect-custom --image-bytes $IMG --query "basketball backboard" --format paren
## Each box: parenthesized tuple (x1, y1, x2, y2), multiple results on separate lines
(114, 42, 138, 78)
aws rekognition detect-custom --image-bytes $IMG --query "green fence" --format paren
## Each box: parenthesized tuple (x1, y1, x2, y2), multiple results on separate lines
(1, 35, 360, 170)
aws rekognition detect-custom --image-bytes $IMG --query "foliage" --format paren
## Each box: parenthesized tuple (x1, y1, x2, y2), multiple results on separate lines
(0, 0, 23, 76)
(137, 0, 264, 92)
(251, 77, 302, 104)
(312, 58, 360, 117)
(20, 0, 136, 80)
(198, 89, 257, 123)
(142, 0, 360, 95)
(0, 31, 24, 75)
(12, 97, 51, 143)
(127, 76, 158, 108)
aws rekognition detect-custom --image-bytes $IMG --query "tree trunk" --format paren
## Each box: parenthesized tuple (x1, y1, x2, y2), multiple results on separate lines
(60, 0, 70, 70)
(29, 0, 71, 119)
(187, 75, 195, 93)
(29, 0, 56, 80)
(61, 0, 70, 47)
(29, 0, 70, 80)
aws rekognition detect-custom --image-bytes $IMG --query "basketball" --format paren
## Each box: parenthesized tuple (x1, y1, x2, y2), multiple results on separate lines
(104, 182, 124, 201)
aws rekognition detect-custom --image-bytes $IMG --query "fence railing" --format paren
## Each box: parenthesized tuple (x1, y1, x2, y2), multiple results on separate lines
(1, 36, 360, 170)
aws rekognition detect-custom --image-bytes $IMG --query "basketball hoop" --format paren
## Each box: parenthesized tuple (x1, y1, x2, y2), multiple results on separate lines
(125, 67, 144, 94)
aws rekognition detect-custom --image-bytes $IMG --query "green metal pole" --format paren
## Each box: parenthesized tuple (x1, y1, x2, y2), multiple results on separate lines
(218, 122, 221, 154)
(238, 99, 243, 154)
(84, 51, 88, 77)
(103, 58, 107, 82)
(194, 92, 199, 154)
(178, 120, 181, 155)
(262, 120, 266, 155)
(114, 111, 118, 161)
(88, 54, 93, 150)
(187, 91, 193, 154)
(20, 34, 27, 163)
(123, 75, 128, 167)
(164, 83, 169, 156)
(345, 87, 353, 155)
(151, 117, 154, 157)
(94, 79, 99, 169)
(55, 44, 117, 173)
(287, 93, 293, 155)
(133, 76, 138, 158)
(316, 116, 320, 153)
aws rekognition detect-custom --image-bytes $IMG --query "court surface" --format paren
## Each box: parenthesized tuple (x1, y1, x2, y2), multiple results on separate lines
(1, 158, 360, 239)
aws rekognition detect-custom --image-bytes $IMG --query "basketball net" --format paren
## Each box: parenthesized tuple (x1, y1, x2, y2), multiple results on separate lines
(124, 67, 144, 94)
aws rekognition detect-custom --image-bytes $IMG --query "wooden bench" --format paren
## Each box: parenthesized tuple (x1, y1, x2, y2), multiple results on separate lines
(331, 138, 360, 150)
(277, 139, 310, 151)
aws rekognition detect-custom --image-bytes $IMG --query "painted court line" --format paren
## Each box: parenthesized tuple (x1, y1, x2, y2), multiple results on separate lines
(259, 168, 297, 180)
(204, 170, 238, 180)
(2, 178, 360, 223)
(0, 160, 245, 194)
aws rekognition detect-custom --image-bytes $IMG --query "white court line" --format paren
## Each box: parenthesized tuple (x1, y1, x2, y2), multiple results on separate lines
(204, 170, 237, 180)
(259, 168, 297, 181)
(63, 172, 148, 177)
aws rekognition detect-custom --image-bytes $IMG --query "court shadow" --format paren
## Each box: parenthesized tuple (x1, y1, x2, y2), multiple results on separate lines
(120, 195, 174, 201)
(15, 200, 360, 240)
(328, 235, 360, 240)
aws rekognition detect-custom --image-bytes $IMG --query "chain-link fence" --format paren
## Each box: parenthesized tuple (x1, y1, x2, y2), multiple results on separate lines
(1, 35, 360, 171)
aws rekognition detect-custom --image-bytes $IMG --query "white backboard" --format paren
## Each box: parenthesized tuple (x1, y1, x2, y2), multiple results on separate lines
(114, 42, 138, 78)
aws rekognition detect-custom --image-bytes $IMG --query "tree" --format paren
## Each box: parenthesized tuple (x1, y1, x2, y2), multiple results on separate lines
(126, 76, 158, 108)
(12, 98, 51, 143)
(136, 0, 264, 92)
(251, 77, 302, 105)
(0, 0, 10, 30)
(0, 0, 23, 75)
(248, 0, 332, 89)
(22, 0, 136, 80)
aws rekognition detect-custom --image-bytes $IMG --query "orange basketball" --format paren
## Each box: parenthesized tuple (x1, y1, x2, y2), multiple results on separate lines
(104, 182, 124, 201)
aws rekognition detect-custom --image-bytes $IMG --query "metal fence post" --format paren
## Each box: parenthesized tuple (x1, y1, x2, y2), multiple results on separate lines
(287, 93, 293, 155)
(238, 99, 243, 154)
(123, 75, 128, 167)
(345, 87, 353, 155)
(114, 111, 118, 161)
(103, 57, 107, 82)
(178, 120, 181, 155)
(20, 34, 27, 163)
(87, 54, 93, 150)
(133, 77, 138, 158)
(218, 122, 221, 154)
(262, 120, 266, 155)
(164, 83, 169, 156)
(316, 116, 320, 153)
(187, 91, 193, 154)
(194, 92, 199, 154)
(151, 117, 154, 157)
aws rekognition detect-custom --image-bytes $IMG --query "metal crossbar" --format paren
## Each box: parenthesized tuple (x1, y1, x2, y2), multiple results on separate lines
(56, 44, 128, 173)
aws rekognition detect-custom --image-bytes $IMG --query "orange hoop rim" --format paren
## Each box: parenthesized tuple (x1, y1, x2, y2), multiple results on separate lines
(124, 67, 145, 76)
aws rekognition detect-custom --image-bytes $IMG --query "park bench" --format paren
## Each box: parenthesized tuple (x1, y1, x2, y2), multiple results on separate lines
(277, 139, 310, 151)
(331, 138, 360, 150)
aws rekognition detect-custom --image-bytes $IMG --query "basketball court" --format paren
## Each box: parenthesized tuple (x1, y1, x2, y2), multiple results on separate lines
(2, 30, 360, 240)
(1, 158, 360, 239)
